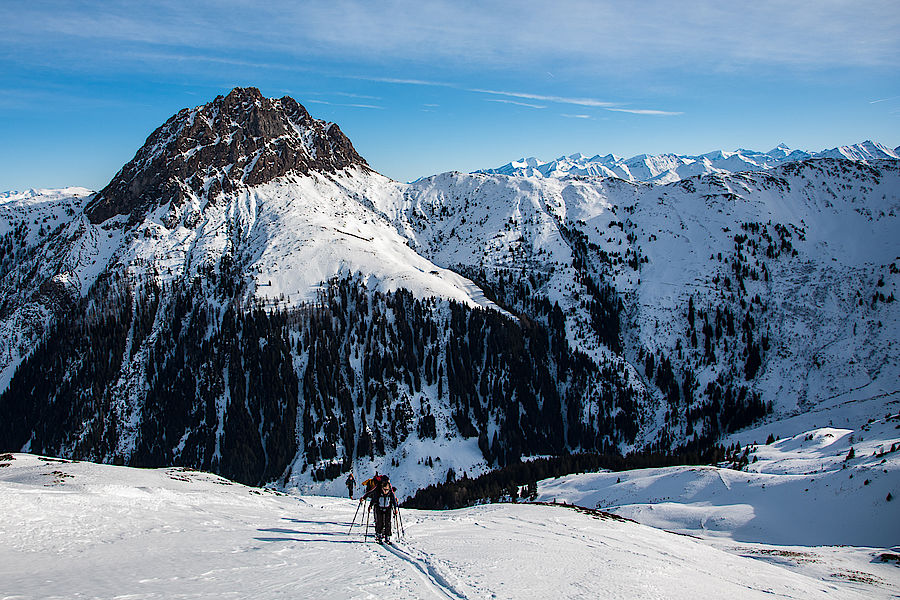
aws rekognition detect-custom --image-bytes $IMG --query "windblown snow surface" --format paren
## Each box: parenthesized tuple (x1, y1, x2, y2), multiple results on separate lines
(1, 451, 897, 600)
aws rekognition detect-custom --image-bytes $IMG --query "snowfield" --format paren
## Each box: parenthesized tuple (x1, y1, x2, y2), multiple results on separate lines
(1, 452, 897, 599)
(537, 399, 900, 548)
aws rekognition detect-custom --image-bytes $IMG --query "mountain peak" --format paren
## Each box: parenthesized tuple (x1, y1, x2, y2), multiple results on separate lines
(85, 87, 368, 223)
(480, 141, 898, 183)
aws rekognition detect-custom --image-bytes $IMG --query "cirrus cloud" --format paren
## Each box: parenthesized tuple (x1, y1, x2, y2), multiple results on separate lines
(606, 108, 683, 116)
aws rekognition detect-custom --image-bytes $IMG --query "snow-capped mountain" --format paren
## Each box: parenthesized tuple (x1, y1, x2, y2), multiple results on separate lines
(0, 88, 897, 498)
(482, 141, 899, 184)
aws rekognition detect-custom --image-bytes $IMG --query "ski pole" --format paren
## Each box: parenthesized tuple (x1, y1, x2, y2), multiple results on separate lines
(364, 504, 371, 541)
(349, 498, 363, 534)
(397, 507, 405, 537)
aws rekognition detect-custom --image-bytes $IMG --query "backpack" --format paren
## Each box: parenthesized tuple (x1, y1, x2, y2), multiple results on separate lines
(363, 473, 388, 494)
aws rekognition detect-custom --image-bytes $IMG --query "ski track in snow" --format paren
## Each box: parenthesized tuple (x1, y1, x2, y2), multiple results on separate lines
(377, 542, 468, 600)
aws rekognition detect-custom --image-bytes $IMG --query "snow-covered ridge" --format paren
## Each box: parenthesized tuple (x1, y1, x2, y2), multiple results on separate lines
(0, 187, 93, 204)
(481, 141, 900, 183)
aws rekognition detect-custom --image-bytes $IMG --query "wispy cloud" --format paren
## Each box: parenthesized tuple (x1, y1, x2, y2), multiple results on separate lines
(485, 98, 546, 109)
(343, 76, 608, 111)
(561, 114, 592, 119)
(606, 108, 683, 116)
(0, 87, 141, 111)
(306, 99, 384, 110)
(352, 75, 454, 88)
(870, 95, 900, 104)
(123, 51, 314, 73)
(342, 77, 611, 109)
(7, 1, 895, 73)
(472, 88, 616, 108)
(334, 91, 382, 101)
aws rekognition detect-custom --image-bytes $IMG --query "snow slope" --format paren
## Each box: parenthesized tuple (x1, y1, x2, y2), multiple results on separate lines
(0, 187, 99, 392)
(119, 169, 504, 309)
(386, 160, 900, 447)
(536, 405, 900, 548)
(1, 452, 896, 599)
(0, 171, 507, 393)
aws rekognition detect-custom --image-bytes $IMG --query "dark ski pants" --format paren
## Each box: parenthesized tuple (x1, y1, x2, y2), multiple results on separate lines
(374, 507, 392, 538)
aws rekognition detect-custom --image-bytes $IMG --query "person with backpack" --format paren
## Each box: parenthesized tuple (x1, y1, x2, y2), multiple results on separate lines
(370, 477, 399, 544)
(361, 471, 382, 497)
(345, 471, 356, 499)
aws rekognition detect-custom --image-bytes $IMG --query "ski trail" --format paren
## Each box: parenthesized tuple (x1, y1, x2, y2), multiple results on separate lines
(716, 470, 733, 491)
(378, 541, 468, 600)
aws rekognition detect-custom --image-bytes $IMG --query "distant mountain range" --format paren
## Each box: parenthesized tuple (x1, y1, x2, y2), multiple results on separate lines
(0, 88, 897, 497)
(480, 141, 900, 183)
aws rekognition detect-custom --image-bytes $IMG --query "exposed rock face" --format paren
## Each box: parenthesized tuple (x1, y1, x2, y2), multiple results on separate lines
(85, 87, 368, 223)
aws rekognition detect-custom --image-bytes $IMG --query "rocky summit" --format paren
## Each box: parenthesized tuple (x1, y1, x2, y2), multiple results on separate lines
(85, 87, 367, 224)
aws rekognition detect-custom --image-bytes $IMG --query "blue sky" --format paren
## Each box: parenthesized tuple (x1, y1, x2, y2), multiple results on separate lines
(2, 1, 898, 189)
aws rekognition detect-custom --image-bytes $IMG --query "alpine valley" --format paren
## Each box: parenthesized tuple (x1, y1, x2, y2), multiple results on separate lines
(1, 87, 898, 502)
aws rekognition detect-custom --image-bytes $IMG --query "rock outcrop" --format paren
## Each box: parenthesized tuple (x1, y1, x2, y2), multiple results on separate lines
(86, 87, 368, 223)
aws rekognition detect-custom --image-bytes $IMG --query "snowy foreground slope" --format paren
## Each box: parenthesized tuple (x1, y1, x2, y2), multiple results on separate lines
(2, 453, 897, 600)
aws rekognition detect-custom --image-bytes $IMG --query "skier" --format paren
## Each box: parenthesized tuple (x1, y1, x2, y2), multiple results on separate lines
(345, 471, 355, 499)
(371, 478, 399, 544)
